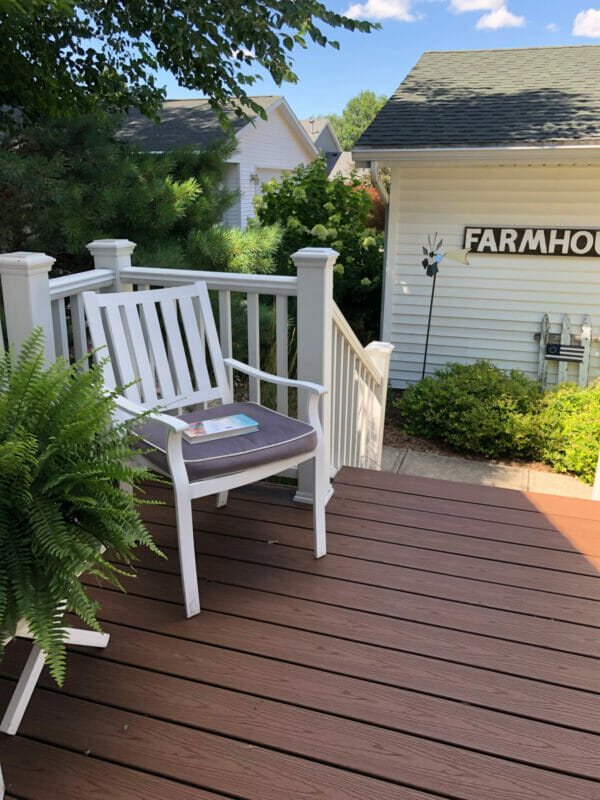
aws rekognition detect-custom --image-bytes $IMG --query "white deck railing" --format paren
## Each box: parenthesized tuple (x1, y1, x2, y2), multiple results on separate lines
(0, 241, 393, 485)
(332, 303, 392, 470)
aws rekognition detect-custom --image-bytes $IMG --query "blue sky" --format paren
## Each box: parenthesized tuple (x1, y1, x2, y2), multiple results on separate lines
(160, 1, 600, 118)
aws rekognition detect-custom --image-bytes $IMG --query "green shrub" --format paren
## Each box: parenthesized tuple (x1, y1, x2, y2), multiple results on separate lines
(536, 380, 600, 483)
(397, 361, 542, 459)
(254, 153, 383, 343)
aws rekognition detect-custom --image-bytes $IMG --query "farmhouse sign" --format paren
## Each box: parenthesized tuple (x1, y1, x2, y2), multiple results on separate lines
(463, 227, 600, 257)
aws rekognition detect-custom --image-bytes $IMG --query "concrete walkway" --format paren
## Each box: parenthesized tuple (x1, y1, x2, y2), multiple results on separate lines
(382, 446, 594, 500)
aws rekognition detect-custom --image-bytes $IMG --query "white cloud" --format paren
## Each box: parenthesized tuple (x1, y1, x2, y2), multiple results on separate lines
(344, 0, 416, 21)
(476, 5, 525, 28)
(573, 8, 600, 37)
(450, 0, 502, 12)
(545, 22, 559, 31)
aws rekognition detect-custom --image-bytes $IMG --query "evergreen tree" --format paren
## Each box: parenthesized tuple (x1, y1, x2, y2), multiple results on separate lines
(0, 115, 237, 272)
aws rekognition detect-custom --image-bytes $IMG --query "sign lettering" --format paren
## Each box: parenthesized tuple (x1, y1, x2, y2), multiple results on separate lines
(463, 227, 600, 257)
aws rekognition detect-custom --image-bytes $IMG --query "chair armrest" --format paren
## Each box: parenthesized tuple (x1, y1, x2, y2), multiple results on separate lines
(224, 358, 327, 396)
(114, 396, 190, 433)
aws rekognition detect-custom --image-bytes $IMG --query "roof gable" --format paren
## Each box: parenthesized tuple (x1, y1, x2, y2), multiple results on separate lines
(355, 46, 600, 151)
(117, 96, 281, 150)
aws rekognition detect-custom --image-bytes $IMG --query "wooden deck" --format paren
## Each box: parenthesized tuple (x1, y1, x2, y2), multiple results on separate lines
(1, 466, 599, 800)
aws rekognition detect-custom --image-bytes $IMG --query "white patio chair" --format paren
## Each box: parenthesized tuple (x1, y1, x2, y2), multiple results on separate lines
(82, 281, 329, 617)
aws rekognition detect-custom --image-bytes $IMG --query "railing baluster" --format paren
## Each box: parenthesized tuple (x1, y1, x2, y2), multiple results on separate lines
(70, 294, 88, 369)
(333, 327, 343, 470)
(52, 298, 69, 359)
(275, 294, 288, 415)
(247, 292, 260, 404)
(218, 290, 233, 393)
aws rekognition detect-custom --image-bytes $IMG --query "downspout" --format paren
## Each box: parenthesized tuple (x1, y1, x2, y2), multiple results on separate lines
(370, 161, 389, 206)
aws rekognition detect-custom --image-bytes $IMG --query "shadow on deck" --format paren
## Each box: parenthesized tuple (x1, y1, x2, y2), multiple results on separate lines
(1, 466, 599, 799)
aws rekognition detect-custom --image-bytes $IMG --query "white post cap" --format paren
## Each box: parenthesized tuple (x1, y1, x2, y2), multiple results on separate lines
(0, 251, 55, 276)
(291, 247, 339, 268)
(86, 239, 136, 257)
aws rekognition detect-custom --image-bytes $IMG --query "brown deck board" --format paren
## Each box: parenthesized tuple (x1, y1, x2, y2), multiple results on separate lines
(77, 587, 600, 732)
(0, 676, 594, 800)
(2, 469, 599, 799)
(336, 466, 600, 521)
(3, 641, 598, 781)
(194, 500, 599, 574)
(0, 735, 223, 800)
(142, 501, 600, 598)
(89, 550, 600, 693)
(138, 506, 600, 626)
(223, 482, 600, 554)
(141, 543, 600, 659)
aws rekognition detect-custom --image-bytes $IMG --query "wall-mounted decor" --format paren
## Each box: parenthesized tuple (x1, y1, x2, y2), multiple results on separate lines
(463, 227, 600, 257)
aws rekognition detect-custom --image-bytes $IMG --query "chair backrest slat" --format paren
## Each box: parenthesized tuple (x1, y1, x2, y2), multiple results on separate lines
(123, 303, 158, 404)
(83, 291, 118, 390)
(82, 282, 230, 410)
(138, 300, 176, 402)
(102, 304, 140, 402)
(159, 297, 194, 399)
(178, 295, 212, 396)
(199, 286, 233, 404)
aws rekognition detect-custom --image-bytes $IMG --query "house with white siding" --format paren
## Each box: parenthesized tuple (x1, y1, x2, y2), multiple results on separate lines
(119, 96, 318, 229)
(300, 117, 342, 173)
(353, 45, 600, 387)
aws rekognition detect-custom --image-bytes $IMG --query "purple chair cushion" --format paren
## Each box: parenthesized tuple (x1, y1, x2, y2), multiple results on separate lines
(138, 402, 318, 481)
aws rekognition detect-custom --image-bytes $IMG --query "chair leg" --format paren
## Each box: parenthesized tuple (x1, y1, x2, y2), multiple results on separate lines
(0, 643, 45, 735)
(312, 451, 327, 559)
(174, 489, 201, 617)
(216, 491, 229, 508)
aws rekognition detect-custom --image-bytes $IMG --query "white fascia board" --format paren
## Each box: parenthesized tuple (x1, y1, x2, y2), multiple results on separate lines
(352, 144, 600, 167)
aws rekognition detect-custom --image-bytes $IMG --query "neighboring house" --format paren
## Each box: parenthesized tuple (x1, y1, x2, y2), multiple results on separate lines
(353, 45, 600, 387)
(328, 151, 369, 181)
(119, 96, 318, 229)
(300, 117, 342, 173)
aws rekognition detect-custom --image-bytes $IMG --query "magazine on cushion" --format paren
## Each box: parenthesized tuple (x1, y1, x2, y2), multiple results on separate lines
(183, 413, 258, 444)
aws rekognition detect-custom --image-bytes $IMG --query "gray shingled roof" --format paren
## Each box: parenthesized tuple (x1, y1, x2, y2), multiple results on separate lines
(300, 118, 329, 141)
(117, 96, 280, 150)
(355, 46, 600, 151)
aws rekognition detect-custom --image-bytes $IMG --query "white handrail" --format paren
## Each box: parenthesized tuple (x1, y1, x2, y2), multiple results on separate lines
(122, 265, 298, 296)
(49, 269, 115, 300)
(332, 302, 383, 386)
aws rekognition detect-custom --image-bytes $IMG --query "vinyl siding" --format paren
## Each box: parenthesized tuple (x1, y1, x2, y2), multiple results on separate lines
(222, 163, 241, 228)
(232, 105, 316, 228)
(382, 164, 600, 387)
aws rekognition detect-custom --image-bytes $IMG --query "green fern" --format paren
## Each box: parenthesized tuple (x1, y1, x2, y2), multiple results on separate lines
(0, 328, 163, 684)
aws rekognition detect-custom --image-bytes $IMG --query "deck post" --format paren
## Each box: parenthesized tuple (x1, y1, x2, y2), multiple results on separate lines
(292, 247, 338, 503)
(86, 239, 136, 291)
(0, 251, 55, 363)
(365, 341, 394, 469)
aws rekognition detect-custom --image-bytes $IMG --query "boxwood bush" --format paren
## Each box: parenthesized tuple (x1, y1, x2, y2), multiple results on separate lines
(397, 361, 542, 459)
(536, 380, 600, 484)
(396, 361, 600, 483)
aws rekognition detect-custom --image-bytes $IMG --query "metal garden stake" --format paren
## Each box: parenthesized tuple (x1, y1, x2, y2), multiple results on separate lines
(421, 234, 470, 379)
